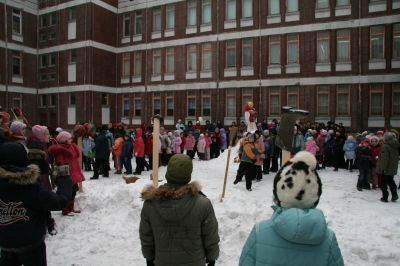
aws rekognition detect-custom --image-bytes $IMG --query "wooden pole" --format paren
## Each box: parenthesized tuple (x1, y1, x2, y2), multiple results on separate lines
(77, 136, 83, 193)
(151, 116, 162, 187)
(220, 127, 238, 202)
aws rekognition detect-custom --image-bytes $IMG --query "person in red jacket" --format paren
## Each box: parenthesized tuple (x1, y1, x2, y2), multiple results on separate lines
(145, 131, 154, 170)
(134, 128, 149, 175)
(48, 131, 85, 216)
(180, 131, 186, 154)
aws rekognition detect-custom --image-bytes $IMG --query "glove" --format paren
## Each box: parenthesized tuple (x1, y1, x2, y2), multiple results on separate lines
(135, 152, 138, 157)
(206, 259, 216, 266)
(260, 153, 266, 159)
(54, 163, 70, 177)
(146, 261, 155, 266)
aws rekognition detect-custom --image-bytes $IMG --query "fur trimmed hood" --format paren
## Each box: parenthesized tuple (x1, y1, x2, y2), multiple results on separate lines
(142, 181, 202, 201)
(0, 164, 40, 185)
(28, 148, 47, 160)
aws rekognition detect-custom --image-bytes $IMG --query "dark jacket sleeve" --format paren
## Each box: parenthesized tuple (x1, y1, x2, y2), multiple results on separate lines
(201, 200, 220, 261)
(139, 202, 155, 261)
(34, 176, 72, 211)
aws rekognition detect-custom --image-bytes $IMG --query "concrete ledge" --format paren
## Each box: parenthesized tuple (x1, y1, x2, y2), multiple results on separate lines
(267, 65, 281, 74)
(164, 73, 175, 81)
(315, 9, 330, 18)
(369, 1, 387, 13)
(186, 72, 197, 79)
(336, 62, 351, 71)
(286, 64, 300, 73)
(285, 12, 299, 22)
(200, 24, 212, 32)
(315, 63, 331, 72)
(224, 20, 236, 29)
(267, 15, 281, 24)
(368, 116, 385, 127)
(132, 35, 142, 42)
(369, 60, 386, 70)
(241, 67, 254, 76)
(335, 6, 351, 16)
(224, 68, 237, 77)
(186, 27, 197, 35)
(151, 31, 161, 39)
(240, 18, 253, 27)
(165, 29, 175, 37)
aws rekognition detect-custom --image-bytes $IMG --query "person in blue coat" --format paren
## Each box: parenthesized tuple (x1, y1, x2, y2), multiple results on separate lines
(239, 151, 344, 266)
(90, 127, 110, 179)
(342, 135, 358, 172)
(122, 133, 133, 174)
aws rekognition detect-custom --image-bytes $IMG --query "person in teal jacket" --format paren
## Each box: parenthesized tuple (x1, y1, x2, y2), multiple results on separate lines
(239, 151, 344, 266)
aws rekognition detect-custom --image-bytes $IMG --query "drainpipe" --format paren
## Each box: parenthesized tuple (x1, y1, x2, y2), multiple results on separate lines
(258, 0, 262, 118)
(115, 7, 119, 123)
(4, 0, 9, 110)
(357, 0, 361, 133)
(91, 2, 95, 123)
(84, 0, 88, 123)
(144, 7, 148, 124)
(215, 0, 220, 124)
(57, 0, 61, 126)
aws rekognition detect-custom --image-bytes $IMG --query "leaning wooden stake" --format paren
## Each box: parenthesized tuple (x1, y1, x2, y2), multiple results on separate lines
(151, 115, 163, 187)
(221, 126, 238, 202)
(77, 136, 83, 192)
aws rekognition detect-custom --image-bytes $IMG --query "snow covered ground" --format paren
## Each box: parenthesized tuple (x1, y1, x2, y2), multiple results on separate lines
(47, 145, 400, 266)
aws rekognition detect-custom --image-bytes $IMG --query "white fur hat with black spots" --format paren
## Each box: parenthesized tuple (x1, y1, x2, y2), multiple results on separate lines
(273, 151, 322, 209)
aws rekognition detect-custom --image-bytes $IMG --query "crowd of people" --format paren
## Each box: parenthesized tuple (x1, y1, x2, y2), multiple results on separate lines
(0, 108, 399, 265)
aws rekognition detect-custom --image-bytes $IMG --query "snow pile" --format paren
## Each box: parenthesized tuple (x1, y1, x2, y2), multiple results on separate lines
(47, 146, 400, 265)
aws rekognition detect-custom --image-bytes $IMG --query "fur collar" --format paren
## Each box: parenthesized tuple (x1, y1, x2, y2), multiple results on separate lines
(0, 164, 40, 185)
(28, 148, 47, 159)
(141, 181, 202, 201)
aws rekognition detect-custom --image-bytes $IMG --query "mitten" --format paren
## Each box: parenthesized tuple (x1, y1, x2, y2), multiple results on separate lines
(206, 259, 216, 266)
(54, 163, 70, 177)
(146, 261, 155, 266)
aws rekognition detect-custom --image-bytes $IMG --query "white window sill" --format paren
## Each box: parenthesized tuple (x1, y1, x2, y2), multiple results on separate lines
(369, 1, 387, 12)
(315, 9, 330, 18)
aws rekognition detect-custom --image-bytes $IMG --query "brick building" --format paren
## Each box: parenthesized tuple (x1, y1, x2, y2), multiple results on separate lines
(0, 0, 399, 132)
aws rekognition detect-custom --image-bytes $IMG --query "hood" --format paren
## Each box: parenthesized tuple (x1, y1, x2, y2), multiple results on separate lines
(135, 128, 143, 137)
(385, 139, 400, 150)
(220, 128, 225, 134)
(270, 206, 327, 245)
(141, 181, 201, 222)
(0, 164, 40, 186)
(344, 139, 357, 148)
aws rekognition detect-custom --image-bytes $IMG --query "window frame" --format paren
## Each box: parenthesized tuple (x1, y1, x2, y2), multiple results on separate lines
(123, 13, 130, 37)
(49, 53, 56, 66)
(242, 88, 253, 113)
(166, 4, 175, 30)
(317, 31, 330, 63)
(317, 85, 330, 116)
(202, 90, 211, 116)
(134, 11, 143, 35)
(269, 35, 281, 65)
(166, 92, 174, 117)
(287, 86, 299, 109)
(393, 83, 400, 116)
(269, 87, 281, 116)
(187, 91, 196, 117)
(226, 88, 236, 117)
(316, 0, 329, 9)
(337, 0, 350, 6)
(134, 93, 141, 116)
(39, 74, 47, 81)
(40, 54, 47, 67)
(153, 7, 161, 32)
(370, 84, 384, 116)
(286, 0, 299, 13)
(134, 51, 142, 76)
(166, 47, 175, 73)
(153, 92, 161, 116)
(40, 15, 47, 28)
(123, 53, 130, 77)
(12, 9, 22, 35)
(337, 29, 350, 61)
(40, 34, 46, 42)
(41, 95, 47, 106)
(226, 0, 236, 21)
(13, 93, 22, 109)
(70, 49, 76, 63)
(12, 51, 22, 76)
(242, 38, 253, 67)
(202, 43, 212, 70)
(226, 40, 236, 68)
(242, 0, 253, 19)
(337, 85, 350, 116)
(70, 7, 76, 21)
(101, 93, 108, 106)
(50, 12, 56, 26)
(69, 92, 76, 105)
(122, 94, 130, 117)
(370, 25, 385, 60)
(393, 24, 400, 59)
(202, 0, 212, 24)
(188, 0, 197, 27)
(268, 0, 280, 15)
(153, 49, 161, 74)
(287, 33, 299, 64)
(48, 73, 55, 81)
(50, 94, 56, 106)
(187, 44, 197, 71)
(49, 33, 56, 40)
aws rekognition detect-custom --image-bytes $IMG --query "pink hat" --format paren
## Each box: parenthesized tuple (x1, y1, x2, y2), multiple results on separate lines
(32, 125, 48, 143)
(320, 129, 327, 135)
(57, 131, 72, 143)
(10, 121, 26, 135)
(360, 139, 370, 146)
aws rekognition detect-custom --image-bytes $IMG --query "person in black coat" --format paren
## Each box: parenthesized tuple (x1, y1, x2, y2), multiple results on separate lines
(0, 142, 72, 266)
(356, 139, 373, 191)
(90, 127, 110, 179)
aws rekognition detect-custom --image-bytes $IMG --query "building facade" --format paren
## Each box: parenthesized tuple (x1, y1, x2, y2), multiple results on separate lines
(0, 0, 399, 132)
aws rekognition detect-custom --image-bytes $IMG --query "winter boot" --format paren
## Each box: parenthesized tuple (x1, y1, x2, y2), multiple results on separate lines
(88, 163, 92, 171)
(69, 200, 81, 213)
(114, 170, 122, 174)
(391, 195, 399, 202)
(47, 219, 58, 235)
(62, 206, 74, 216)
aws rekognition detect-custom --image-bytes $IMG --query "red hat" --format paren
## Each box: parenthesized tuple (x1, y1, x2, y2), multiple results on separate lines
(360, 139, 370, 146)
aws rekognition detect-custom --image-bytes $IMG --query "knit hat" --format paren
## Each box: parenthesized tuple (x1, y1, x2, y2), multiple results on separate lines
(168, 132, 173, 137)
(200, 134, 204, 137)
(0, 112, 10, 123)
(320, 129, 327, 135)
(165, 154, 193, 185)
(0, 142, 31, 167)
(247, 133, 254, 139)
(273, 151, 322, 209)
(312, 130, 317, 135)
(306, 137, 313, 141)
(263, 129, 269, 134)
(178, 119, 182, 122)
(360, 139, 370, 146)
(370, 136, 379, 143)
(56, 127, 63, 133)
(57, 131, 72, 143)
(383, 132, 394, 141)
(160, 127, 165, 131)
(10, 121, 26, 134)
(96, 127, 102, 133)
(32, 125, 48, 143)
(347, 135, 354, 140)
(376, 130, 384, 136)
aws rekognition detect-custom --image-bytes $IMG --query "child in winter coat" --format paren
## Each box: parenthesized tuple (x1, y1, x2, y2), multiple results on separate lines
(356, 139, 373, 191)
(253, 131, 265, 181)
(185, 131, 196, 159)
(204, 132, 212, 160)
(145, 131, 154, 170)
(110, 133, 124, 174)
(179, 132, 186, 154)
(317, 130, 327, 169)
(197, 134, 206, 161)
(368, 136, 381, 189)
(263, 130, 273, 174)
(167, 132, 175, 159)
(305, 137, 320, 168)
(220, 128, 227, 153)
(82, 134, 94, 171)
(122, 133, 133, 175)
(239, 151, 344, 266)
(174, 131, 182, 154)
(342, 135, 357, 172)
(48, 131, 85, 216)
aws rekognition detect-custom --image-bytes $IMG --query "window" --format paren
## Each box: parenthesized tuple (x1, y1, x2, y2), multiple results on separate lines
(317, 86, 329, 116)
(337, 85, 349, 116)
(243, 88, 253, 112)
(70, 50, 76, 63)
(287, 0, 298, 13)
(202, 90, 211, 116)
(50, 94, 56, 105)
(123, 53, 130, 76)
(40, 54, 46, 67)
(134, 93, 141, 116)
(49, 53, 56, 66)
(226, 0, 236, 20)
(101, 93, 108, 106)
(188, 91, 196, 116)
(393, 83, 400, 116)
(394, 24, 400, 58)
(40, 15, 47, 28)
(370, 84, 383, 116)
(370, 26, 384, 59)
(50, 12, 56, 26)
(49, 33, 56, 40)
(243, 38, 253, 67)
(70, 7, 76, 21)
(337, 29, 350, 61)
(135, 11, 142, 34)
(123, 13, 130, 37)
(202, 0, 212, 24)
(269, 35, 280, 65)
(226, 88, 236, 116)
(13, 51, 21, 76)
(188, 0, 197, 26)
(166, 48, 175, 73)
(269, 87, 280, 115)
(269, 0, 280, 15)
(287, 86, 299, 109)
(316, 0, 329, 9)
(123, 94, 130, 117)
(202, 43, 212, 70)
(166, 4, 175, 29)
(12, 9, 22, 34)
(166, 92, 174, 116)
(40, 34, 46, 42)
(153, 49, 161, 74)
(153, 7, 161, 31)
(227, 40, 236, 68)
(317, 31, 329, 62)
(13, 93, 21, 109)
(134, 51, 142, 76)
(287, 34, 299, 63)
(188, 44, 197, 71)
(39, 74, 46, 81)
(70, 92, 76, 105)
(48, 73, 55, 80)
(243, 0, 252, 18)
(337, 0, 349, 6)
(153, 92, 161, 115)
(41, 95, 47, 106)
